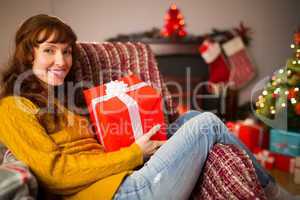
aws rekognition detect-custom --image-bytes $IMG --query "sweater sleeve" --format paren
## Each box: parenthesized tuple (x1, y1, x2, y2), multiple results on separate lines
(0, 96, 143, 193)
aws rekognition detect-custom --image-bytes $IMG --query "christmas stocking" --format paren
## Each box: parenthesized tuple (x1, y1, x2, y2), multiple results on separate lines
(199, 40, 230, 84)
(199, 40, 230, 93)
(222, 37, 256, 89)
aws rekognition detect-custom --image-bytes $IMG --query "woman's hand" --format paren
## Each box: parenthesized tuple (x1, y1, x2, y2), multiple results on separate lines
(135, 125, 166, 161)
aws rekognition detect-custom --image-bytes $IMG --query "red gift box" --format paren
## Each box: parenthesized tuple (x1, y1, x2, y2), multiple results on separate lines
(84, 75, 167, 152)
(295, 157, 300, 184)
(254, 148, 275, 170)
(226, 119, 269, 152)
(272, 152, 295, 174)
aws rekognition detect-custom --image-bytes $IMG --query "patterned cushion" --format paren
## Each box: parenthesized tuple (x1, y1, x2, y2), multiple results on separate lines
(190, 144, 266, 200)
(0, 150, 38, 199)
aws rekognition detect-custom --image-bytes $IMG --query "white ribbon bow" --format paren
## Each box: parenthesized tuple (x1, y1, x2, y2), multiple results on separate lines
(105, 80, 128, 96)
(255, 150, 274, 167)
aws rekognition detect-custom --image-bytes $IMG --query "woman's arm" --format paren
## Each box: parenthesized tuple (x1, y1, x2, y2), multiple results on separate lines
(0, 96, 143, 193)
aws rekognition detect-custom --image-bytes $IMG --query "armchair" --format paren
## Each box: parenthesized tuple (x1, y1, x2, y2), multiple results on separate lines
(72, 41, 266, 200)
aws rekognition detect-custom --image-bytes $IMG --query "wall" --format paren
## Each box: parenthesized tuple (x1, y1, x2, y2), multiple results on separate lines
(1, 0, 299, 105)
(0, 0, 52, 68)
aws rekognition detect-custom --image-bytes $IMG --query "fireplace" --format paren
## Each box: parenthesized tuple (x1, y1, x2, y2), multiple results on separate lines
(149, 42, 237, 120)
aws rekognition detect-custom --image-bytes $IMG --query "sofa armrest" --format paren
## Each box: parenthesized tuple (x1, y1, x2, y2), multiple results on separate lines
(0, 150, 38, 200)
(190, 144, 267, 200)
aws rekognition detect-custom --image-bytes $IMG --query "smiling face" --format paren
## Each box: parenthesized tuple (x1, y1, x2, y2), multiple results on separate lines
(32, 33, 73, 86)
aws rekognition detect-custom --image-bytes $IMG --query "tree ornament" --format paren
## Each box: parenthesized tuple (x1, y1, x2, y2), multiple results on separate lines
(272, 93, 278, 99)
(295, 103, 300, 115)
(288, 88, 297, 99)
(294, 31, 300, 45)
(288, 74, 300, 85)
(291, 98, 297, 104)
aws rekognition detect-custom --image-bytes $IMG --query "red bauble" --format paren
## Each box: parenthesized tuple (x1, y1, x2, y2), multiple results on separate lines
(288, 88, 297, 99)
(295, 103, 300, 115)
(294, 32, 300, 45)
(272, 93, 278, 98)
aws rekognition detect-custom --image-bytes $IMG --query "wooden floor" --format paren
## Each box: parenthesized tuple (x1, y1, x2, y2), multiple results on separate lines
(268, 169, 300, 195)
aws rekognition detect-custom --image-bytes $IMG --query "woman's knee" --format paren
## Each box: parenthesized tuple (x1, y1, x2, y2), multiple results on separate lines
(179, 110, 201, 121)
(191, 112, 224, 131)
(194, 112, 219, 122)
(185, 110, 201, 116)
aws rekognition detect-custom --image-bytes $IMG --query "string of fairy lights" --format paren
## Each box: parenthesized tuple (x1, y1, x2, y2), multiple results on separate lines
(256, 36, 300, 117)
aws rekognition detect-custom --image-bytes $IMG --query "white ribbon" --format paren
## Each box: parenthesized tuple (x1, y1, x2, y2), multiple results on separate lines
(255, 150, 274, 167)
(91, 80, 148, 146)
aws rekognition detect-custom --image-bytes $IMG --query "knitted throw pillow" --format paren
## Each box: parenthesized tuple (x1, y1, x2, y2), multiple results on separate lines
(190, 144, 266, 200)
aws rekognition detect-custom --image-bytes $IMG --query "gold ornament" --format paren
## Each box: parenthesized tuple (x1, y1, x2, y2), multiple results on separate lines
(288, 74, 300, 85)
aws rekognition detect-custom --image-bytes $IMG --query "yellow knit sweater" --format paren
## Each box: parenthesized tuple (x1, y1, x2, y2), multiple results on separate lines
(0, 96, 144, 200)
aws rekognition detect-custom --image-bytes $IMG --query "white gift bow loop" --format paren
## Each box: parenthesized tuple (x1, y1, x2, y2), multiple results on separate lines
(91, 80, 148, 147)
(105, 80, 128, 96)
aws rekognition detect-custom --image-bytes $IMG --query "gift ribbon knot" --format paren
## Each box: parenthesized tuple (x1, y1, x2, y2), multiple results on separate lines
(105, 80, 128, 96)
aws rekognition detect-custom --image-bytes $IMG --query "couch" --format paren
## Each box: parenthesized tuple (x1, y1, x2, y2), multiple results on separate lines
(0, 41, 266, 200)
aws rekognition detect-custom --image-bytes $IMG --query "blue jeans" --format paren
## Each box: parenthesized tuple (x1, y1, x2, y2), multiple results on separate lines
(113, 111, 274, 200)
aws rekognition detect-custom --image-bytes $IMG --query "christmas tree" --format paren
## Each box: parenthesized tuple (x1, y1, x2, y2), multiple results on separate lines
(256, 30, 300, 131)
(161, 4, 187, 39)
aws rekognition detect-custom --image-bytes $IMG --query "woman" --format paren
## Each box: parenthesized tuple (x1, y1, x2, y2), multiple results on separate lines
(0, 14, 296, 200)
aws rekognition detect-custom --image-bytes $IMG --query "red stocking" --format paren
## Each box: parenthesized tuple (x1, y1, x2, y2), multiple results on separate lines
(199, 40, 230, 84)
(222, 37, 256, 89)
(199, 40, 230, 93)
